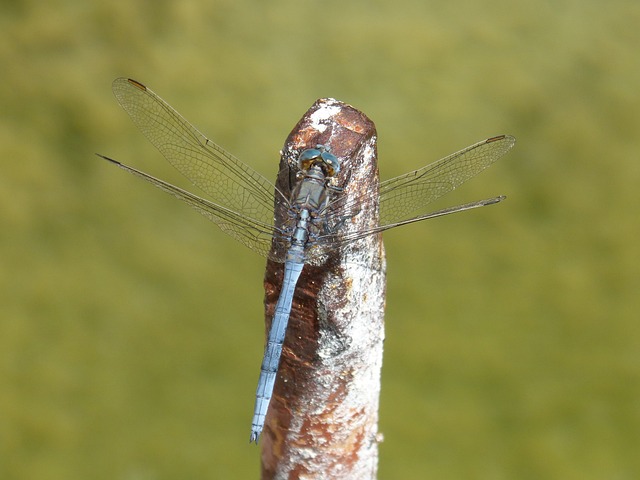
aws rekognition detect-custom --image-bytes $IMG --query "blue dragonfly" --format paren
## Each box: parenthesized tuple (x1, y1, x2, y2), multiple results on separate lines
(97, 78, 515, 443)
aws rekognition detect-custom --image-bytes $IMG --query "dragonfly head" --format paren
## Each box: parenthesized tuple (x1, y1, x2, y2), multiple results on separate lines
(298, 145, 340, 177)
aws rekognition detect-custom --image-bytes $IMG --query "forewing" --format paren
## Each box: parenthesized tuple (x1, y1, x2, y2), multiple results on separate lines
(111, 78, 286, 229)
(378, 135, 515, 226)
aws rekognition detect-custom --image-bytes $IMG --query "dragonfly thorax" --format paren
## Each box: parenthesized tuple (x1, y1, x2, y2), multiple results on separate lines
(291, 164, 332, 213)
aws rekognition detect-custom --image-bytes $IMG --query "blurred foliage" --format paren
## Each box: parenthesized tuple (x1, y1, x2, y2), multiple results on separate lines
(1, 0, 639, 478)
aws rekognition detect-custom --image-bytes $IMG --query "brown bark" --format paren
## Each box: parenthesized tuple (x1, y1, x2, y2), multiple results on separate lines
(260, 99, 386, 479)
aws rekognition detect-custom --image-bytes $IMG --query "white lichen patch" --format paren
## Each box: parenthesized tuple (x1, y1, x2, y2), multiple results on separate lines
(309, 99, 342, 133)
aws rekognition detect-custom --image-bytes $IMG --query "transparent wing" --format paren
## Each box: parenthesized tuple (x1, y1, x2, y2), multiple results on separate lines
(97, 154, 282, 259)
(378, 135, 515, 226)
(306, 135, 515, 260)
(310, 195, 506, 257)
(105, 78, 290, 260)
(111, 78, 288, 229)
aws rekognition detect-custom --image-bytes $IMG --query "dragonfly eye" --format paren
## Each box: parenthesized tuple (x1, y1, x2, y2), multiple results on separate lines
(298, 148, 322, 171)
(320, 151, 340, 177)
(298, 146, 340, 177)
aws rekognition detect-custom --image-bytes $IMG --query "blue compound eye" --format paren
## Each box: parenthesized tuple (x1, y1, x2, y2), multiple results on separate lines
(320, 151, 340, 177)
(298, 148, 322, 170)
(297, 145, 340, 176)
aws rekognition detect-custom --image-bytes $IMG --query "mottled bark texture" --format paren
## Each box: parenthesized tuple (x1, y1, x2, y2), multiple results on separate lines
(261, 99, 386, 479)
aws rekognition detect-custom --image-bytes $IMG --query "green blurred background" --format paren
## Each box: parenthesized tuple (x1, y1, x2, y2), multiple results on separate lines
(1, 0, 638, 478)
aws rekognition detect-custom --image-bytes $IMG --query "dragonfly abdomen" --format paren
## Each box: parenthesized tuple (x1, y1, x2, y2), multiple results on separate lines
(250, 259, 304, 443)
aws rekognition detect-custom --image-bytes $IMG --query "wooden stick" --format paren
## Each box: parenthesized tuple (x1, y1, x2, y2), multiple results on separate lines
(261, 98, 385, 479)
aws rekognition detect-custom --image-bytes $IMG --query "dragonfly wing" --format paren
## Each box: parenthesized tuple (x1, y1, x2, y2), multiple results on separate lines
(311, 195, 506, 252)
(306, 135, 515, 256)
(377, 135, 515, 226)
(98, 154, 286, 260)
(111, 78, 285, 230)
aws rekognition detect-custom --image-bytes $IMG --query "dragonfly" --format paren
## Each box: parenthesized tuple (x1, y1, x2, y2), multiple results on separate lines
(97, 77, 515, 444)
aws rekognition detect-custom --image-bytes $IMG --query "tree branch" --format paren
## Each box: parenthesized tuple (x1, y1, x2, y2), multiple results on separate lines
(261, 98, 385, 479)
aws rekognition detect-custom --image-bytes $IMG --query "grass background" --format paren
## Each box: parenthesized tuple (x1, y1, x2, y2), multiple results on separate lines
(1, 0, 639, 478)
